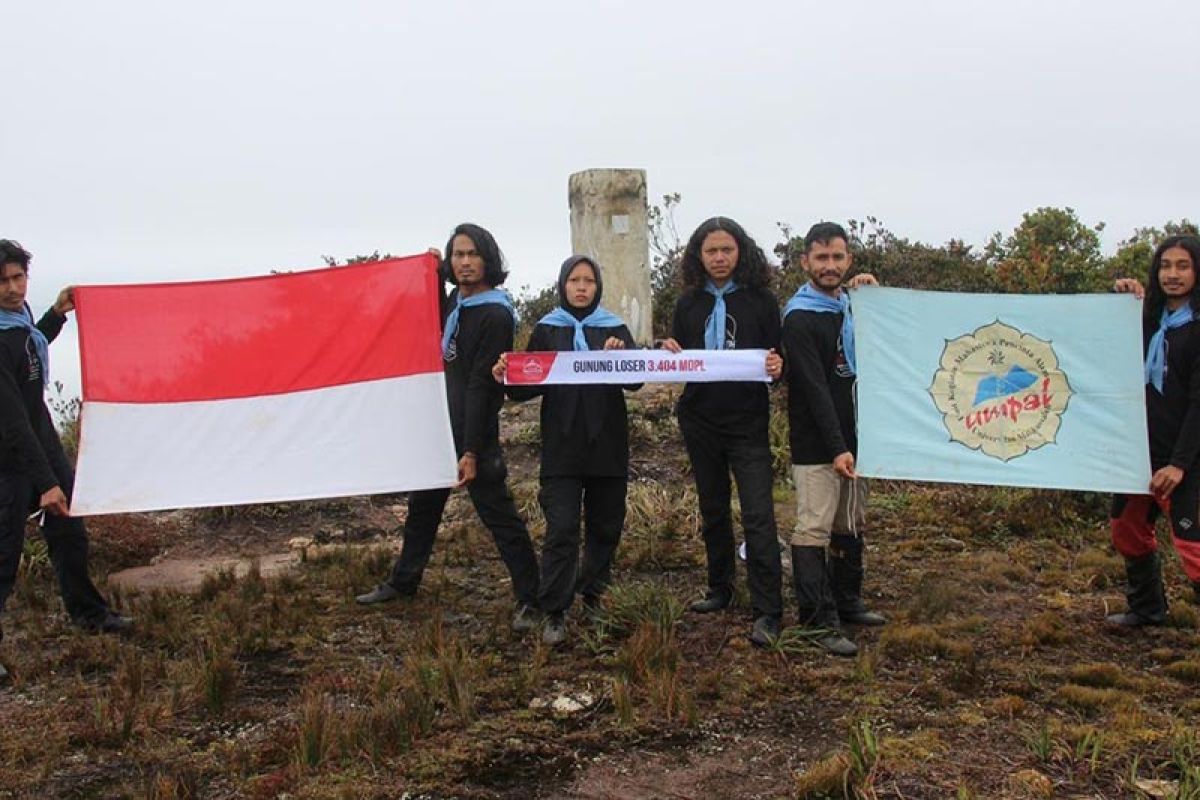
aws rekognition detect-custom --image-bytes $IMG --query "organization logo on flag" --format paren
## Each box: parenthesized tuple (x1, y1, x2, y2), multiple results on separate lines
(928, 320, 1073, 462)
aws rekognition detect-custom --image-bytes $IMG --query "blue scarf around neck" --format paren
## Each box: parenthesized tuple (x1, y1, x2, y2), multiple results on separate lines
(0, 305, 49, 386)
(538, 305, 625, 351)
(703, 280, 739, 350)
(782, 282, 856, 374)
(441, 288, 517, 357)
(1145, 304, 1195, 392)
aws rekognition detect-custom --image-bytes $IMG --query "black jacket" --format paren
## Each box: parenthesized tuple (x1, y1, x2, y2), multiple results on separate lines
(0, 308, 68, 493)
(782, 306, 856, 464)
(670, 286, 780, 428)
(443, 294, 513, 456)
(508, 323, 638, 477)
(1145, 315, 1200, 471)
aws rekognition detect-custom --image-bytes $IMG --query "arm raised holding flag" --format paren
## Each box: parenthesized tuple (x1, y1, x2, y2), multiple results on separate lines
(1108, 235, 1200, 627)
(358, 224, 542, 633)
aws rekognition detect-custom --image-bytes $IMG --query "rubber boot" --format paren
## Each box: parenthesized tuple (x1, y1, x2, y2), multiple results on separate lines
(829, 533, 887, 626)
(791, 545, 857, 656)
(1106, 552, 1168, 626)
(689, 587, 732, 614)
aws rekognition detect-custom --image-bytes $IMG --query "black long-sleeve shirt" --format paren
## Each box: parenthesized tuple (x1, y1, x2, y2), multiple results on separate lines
(443, 298, 513, 456)
(782, 308, 856, 464)
(671, 286, 780, 428)
(0, 308, 67, 493)
(1145, 316, 1200, 471)
(507, 322, 638, 477)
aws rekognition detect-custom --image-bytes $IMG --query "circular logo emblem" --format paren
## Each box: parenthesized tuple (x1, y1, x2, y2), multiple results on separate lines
(928, 321, 1072, 462)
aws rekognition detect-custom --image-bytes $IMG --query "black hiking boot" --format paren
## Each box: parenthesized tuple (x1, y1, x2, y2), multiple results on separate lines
(830, 533, 887, 626)
(749, 614, 781, 648)
(689, 588, 732, 614)
(511, 603, 543, 633)
(542, 612, 567, 646)
(75, 611, 134, 635)
(1106, 552, 1168, 627)
(355, 582, 414, 605)
(792, 545, 858, 657)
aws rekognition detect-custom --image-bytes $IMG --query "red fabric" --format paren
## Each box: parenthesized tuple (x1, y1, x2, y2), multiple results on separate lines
(1112, 493, 1200, 581)
(1111, 495, 1160, 559)
(1177, 539, 1200, 582)
(75, 255, 442, 403)
(506, 352, 560, 385)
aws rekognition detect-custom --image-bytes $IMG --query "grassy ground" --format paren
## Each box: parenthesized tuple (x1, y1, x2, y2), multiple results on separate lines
(1, 386, 1199, 799)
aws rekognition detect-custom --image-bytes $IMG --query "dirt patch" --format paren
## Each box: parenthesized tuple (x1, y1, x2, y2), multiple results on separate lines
(108, 551, 300, 593)
(554, 732, 808, 799)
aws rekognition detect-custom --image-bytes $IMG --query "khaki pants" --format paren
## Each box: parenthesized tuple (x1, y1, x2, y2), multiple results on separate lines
(792, 464, 868, 547)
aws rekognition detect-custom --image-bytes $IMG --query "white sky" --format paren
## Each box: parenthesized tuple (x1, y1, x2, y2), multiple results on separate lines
(5, 0, 1198, 397)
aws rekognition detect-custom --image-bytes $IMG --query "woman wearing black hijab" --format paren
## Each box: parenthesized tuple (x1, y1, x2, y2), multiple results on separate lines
(493, 256, 638, 645)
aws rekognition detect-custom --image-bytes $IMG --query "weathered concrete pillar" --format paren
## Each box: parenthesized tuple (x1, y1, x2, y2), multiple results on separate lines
(568, 169, 652, 344)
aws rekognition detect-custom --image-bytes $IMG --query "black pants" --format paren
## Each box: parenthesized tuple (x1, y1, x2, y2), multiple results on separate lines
(538, 475, 626, 614)
(0, 449, 110, 638)
(387, 447, 539, 606)
(679, 409, 782, 617)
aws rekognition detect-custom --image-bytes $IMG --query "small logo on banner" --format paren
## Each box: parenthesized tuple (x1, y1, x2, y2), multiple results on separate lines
(928, 321, 1072, 462)
(506, 353, 558, 385)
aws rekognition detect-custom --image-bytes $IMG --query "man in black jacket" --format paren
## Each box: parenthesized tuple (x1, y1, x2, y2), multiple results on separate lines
(357, 224, 541, 631)
(0, 240, 131, 681)
(1109, 235, 1200, 626)
(663, 217, 784, 648)
(781, 222, 884, 657)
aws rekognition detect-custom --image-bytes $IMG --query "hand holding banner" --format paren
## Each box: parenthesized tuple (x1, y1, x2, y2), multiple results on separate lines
(505, 349, 770, 385)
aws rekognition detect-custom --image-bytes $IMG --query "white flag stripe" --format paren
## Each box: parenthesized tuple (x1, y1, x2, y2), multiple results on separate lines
(71, 373, 458, 515)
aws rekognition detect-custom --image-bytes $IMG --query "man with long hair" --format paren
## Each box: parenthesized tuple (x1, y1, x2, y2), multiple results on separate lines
(1109, 234, 1200, 626)
(358, 224, 541, 632)
(0, 239, 131, 682)
(780, 222, 883, 657)
(662, 217, 784, 647)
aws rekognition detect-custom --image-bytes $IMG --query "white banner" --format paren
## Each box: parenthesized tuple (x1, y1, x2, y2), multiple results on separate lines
(505, 349, 769, 385)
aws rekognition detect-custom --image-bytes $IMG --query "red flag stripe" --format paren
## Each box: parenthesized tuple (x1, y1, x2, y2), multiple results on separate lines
(76, 254, 443, 403)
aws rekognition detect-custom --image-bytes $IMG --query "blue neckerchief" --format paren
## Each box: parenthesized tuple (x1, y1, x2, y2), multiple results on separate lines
(538, 306, 625, 351)
(703, 280, 739, 350)
(782, 282, 856, 374)
(1146, 305, 1195, 392)
(441, 288, 517, 357)
(0, 305, 49, 386)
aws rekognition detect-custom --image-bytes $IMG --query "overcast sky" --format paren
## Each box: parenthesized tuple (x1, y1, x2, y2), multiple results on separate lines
(6, 0, 1199, 396)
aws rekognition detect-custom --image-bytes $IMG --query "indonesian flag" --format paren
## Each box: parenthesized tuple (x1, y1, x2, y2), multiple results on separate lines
(70, 254, 458, 515)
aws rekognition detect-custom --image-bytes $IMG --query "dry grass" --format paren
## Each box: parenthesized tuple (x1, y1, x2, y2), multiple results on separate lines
(1164, 660, 1200, 683)
(1019, 612, 1074, 647)
(879, 623, 974, 662)
(3, 392, 1200, 797)
(1065, 661, 1134, 689)
(1056, 683, 1138, 714)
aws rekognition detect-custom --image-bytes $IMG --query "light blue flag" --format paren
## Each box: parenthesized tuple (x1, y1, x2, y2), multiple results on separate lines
(853, 287, 1150, 494)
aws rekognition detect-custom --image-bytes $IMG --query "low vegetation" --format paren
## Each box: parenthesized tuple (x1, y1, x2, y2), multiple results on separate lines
(3, 387, 1199, 798)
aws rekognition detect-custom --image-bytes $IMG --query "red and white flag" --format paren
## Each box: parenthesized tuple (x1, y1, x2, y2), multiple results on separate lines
(70, 254, 458, 515)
